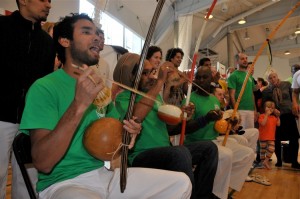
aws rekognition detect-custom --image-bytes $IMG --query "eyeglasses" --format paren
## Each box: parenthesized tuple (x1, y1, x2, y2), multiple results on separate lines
(142, 68, 157, 76)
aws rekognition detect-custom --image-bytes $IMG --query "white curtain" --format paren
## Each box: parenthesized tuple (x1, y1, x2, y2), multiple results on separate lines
(177, 14, 193, 71)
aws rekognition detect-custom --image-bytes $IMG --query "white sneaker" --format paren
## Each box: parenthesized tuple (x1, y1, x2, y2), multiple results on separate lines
(245, 176, 253, 182)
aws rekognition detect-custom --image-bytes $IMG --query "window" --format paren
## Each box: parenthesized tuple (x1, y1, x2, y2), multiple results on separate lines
(101, 13, 123, 47)
(125, 28, 142, 54)
(79, 0, 94, 18)
(79, 0, 144, 54)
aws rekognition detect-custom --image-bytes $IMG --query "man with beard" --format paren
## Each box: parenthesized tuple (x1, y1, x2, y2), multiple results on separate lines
(184, 66, 254, 199)
(227, 53, 257, 129)
(0, 0, 55, 198)
(114, 53, 220, 199)
(19, 14, 192, 199)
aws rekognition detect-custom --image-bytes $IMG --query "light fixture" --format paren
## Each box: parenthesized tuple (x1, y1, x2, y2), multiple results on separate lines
(284, 51, 291, 55)
(295, 25, 300, 34)
(204, 8, 213, 20)
(244, 30, 250, 40)
(204, 14, 213, 19)
(204, 15, 214, 19)
(238, 18, 246, 25)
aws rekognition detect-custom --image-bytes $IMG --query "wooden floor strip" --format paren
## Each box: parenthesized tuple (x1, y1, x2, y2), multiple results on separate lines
(6, 144, 300, 199)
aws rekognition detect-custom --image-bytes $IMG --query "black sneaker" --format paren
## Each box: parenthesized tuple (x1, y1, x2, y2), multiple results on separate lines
(275, 162, 282, 167)
(291, 163, 300, 169)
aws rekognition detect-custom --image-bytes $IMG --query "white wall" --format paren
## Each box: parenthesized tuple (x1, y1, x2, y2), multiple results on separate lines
(0, 1, 17, 12)
(249, 55, 291, 80)
(0, 0, 79, 22)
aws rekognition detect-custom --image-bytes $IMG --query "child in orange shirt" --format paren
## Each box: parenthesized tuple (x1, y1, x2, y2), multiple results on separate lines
(258, 101, 280, 169)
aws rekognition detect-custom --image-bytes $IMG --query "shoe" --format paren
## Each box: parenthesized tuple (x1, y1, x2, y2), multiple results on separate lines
(291, 163, 300, 169)
(245, 175, 253, 182)
(275, 162, 282, 167)
(251, 173, 271, 186)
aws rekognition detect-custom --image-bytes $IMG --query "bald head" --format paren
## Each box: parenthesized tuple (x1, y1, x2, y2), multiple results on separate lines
(235, 52, 248, 70)
(195, 66, 212, 95)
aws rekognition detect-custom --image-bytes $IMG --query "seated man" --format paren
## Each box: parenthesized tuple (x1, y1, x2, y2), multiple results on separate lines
(212, 86, 259, 153)
(184, 66, 254, 199)
(19, 14, 192, 199)
(113, 53, 219, 199)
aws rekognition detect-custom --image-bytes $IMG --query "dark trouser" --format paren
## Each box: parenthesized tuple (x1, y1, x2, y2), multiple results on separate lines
(185, 141, 218, 199)
(275, 113, 300, 165)
(132, 141, 218, 199)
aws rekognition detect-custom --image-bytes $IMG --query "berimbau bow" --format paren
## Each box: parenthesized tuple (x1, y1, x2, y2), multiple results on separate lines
(179, 0, 217, 145)
(120, 0, 165, 192)
(222, 1, 300, 146)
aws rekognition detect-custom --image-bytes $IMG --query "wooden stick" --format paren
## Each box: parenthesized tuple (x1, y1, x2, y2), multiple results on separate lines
(177, 70, 211, 96)
(222, 1, 300, 146)
(72, 64, 161, 105)
(106, 78, 161, 105)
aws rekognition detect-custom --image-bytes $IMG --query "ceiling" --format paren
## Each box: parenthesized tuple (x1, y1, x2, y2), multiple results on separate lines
(103, 0, 300, 67)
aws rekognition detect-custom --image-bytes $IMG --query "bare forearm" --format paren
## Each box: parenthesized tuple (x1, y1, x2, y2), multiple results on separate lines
(292, 89, 300, 115)
(163, 84, 172, 103)
(229, 89, 236, 107)
(31, 100, 87, 173)
(292, 90, 299, 106)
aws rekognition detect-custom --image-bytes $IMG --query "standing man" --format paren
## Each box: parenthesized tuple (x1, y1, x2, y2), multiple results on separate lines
(0, 0, 55, 198)
(291, 64, 300, 116)
(19, 13, 192, 199)
(227, 53, 257, 129)
(287, 63, 300, 83)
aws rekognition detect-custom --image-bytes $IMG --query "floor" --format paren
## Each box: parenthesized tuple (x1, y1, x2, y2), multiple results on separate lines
(233, 155, 300, 199)
(5, 142, 300, 199)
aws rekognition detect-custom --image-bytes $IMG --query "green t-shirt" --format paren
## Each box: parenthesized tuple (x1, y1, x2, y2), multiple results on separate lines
(20, 69, 120, 192)
(115, 90, 171, 165)
(183, 93, 220, 143)
(285, 76, 292, 84)
(227, 70, 255, 110)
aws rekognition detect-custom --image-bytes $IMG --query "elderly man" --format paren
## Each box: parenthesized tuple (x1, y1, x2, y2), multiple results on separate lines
(263, 70, 300, 169)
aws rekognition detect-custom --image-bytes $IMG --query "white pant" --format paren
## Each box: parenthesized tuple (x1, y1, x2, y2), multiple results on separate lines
(39, 167, 192, 199)
(11, 153, 38, 199)
(212, 139, 254, 199)
(239, 110, 255, 129)
(227, 128, 259, 153)
(0, 121, 38, 199)
(0, 121, 19, 199)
